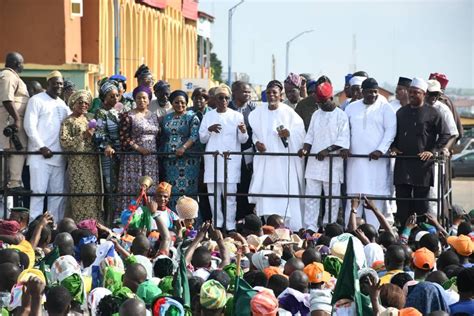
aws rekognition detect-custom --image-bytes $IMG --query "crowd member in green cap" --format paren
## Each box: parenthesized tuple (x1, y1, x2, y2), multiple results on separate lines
(159, 275, 174, 295)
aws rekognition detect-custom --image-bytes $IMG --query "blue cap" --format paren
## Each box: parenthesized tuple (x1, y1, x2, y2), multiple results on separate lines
(345, 74, 353, 84)
(110, 74, 127, 82)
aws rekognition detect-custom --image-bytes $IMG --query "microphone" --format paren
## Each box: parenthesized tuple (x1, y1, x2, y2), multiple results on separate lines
(276, 125, 288, 148)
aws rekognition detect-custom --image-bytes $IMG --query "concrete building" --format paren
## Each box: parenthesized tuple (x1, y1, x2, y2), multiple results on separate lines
(0, 0, 211, 94)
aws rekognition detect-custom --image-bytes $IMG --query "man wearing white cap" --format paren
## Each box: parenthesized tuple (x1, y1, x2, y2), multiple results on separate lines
(24, 71, 71, 221)
(425, 79, 459, 216)
(344, 78, 397, 230)
(199, 84, 248, 232)
(391, 78, 450, 227)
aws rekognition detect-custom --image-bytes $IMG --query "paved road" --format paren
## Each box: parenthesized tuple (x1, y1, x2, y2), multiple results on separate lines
(452, 178, 474, 210)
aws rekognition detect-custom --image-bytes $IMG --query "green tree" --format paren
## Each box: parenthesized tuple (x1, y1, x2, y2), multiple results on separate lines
(209, 42, 223, 82)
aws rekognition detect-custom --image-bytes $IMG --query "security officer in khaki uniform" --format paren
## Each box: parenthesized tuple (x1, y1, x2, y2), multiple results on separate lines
(0, 52, 30, 192)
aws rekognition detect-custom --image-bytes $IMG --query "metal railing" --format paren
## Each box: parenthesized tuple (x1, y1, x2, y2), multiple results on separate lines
(0, 150, 453, 229)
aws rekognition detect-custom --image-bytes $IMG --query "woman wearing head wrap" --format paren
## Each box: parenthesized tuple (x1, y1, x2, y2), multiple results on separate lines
(160, 90, 201, 209)
(405, 281, 450, 314)
(93, 79, 122, 223)
(117, 85, 160, 216)
(60, 90, 102, 222)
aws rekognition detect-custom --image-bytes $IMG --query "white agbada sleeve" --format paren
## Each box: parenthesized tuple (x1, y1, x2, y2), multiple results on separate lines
(375, 102, 397, 153)
(334, 111, 350, 149)
(24, 96, 45, 149)
(236, 112, 249, 144)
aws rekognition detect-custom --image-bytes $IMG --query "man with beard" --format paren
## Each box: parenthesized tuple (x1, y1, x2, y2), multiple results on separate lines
(229, 81, 256, 219)
(299, 82, 350, 231)
(391, 78, 450, 227)
(344, 78, 396, 230)
(24, 71, 71, 221)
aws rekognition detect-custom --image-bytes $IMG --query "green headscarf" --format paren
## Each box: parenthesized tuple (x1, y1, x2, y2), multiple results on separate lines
(137, 280, 162, 306)
(159, 276, 174, 294)
(323, 255, 343, 278)
(61, 274, 84, 305)
(103, 266, 124, 293)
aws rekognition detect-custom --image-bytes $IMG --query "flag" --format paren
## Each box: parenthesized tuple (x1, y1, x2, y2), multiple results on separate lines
(233, 277, 257, 316)
(331, 237, 372, 315)
(174, 246, 190, 307)
(39, 246, 60, 285)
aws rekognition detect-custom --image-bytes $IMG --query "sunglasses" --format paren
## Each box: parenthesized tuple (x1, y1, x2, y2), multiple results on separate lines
(217, 95, 230, 101)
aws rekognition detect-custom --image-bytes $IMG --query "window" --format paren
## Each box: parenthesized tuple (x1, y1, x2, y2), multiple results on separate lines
(71, 0, 83, 17)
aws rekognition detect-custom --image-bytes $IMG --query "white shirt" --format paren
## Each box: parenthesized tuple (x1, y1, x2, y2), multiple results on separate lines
(432, 100, 459, 137)
(24, 92, 71, 167)
(199, 108, 248, 183)
(345, 97, 397, 195)
(304, 108, 350, 183)
(390, 99, 402, 112)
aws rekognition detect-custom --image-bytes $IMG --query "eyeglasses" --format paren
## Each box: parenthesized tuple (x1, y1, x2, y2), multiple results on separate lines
(217, 95, 230, 101)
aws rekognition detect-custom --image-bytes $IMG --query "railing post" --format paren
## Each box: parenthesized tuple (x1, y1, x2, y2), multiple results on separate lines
(223, 151, 229, 231)
(2, 151, 7, 219)
(213, 151, 218, 225)
(328, 155, 333, 223)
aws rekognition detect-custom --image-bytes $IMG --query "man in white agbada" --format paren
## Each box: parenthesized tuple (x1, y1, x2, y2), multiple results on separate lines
(425, 79, 459, 216)
(24, 71, 71, 221)
(199, 85, 248, 231)
(298, 82, 350, 231)
(248, 80, 306, 231)
(344, 78, 396, 230)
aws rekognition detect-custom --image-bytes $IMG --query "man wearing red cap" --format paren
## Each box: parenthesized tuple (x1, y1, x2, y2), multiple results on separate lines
(298, 82, 350, 230)
(429, 73, 463, 139)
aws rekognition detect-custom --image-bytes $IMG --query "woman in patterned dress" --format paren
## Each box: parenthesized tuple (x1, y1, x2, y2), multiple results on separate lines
(94, 81, 121, 224)
(117, 86, 160, 216)
(60, 90, 102, 222)
(160, 90, 201, 209)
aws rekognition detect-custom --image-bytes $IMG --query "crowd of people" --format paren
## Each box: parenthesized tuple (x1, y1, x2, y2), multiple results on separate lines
(0, 51, 472, 315)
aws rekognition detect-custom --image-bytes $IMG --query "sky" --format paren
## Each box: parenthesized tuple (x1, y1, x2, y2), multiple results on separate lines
(199, 0, 474, 91)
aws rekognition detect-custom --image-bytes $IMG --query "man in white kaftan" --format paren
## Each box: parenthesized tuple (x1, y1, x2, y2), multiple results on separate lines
(300, 82, 350, 231)
(199, 86, 248, 231)
(24, 71, 71, 221)
(425, 80, 459, 216)
(345, 78, 396, 230)
(248, 80, 306, 231)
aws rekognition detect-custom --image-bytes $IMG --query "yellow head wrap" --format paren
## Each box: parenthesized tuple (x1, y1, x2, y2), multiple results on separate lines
(68, 89, 92, 109)
(157, 182, 172, 195)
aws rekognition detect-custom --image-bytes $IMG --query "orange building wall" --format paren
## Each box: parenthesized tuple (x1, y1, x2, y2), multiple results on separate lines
(0, 0, 82, 65)
(81, 0, 101, 65)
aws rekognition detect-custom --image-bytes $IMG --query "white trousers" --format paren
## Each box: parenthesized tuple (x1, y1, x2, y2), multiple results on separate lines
(29, 163, 66, 222)
(344, 197, 386, 231)
(304, 179, 340, 231)
(207, 183, 237, 231)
